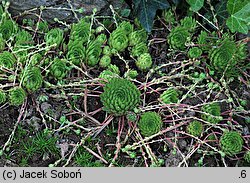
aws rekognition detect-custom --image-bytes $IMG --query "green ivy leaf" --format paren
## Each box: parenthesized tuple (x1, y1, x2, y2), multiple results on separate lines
(186, 0, 204, 12)
(133, 0, 170, 32)
(226, 0, 250, 34)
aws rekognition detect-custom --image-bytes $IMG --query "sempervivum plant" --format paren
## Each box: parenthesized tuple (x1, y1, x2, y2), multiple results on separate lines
(244, 151, 250, 163)
(129, 29, 147, 46)
(15, 30, 34, 46)
(109, 28, 129, 53)
(22, 67, 43, 92)
(99, 55, 111, 68)
(136, 53, 152, 71)
(45, 28, 64, 48)
(167, 26, 189, 50)
(70, 19, 90, 44)
(138, 112, 163, 137)
(160, 88, 179, 104)
(67, 43, 85, 65)
(0, 90, 6, 104)
(50, 58, 68, 80)
(201, 103, 222, 124)
(118, 21, 133, 35)
(131, 42, 148, 57)
(188, 47, 202, 59)
(0, 51, 17, 69)
(85, 40, 102, 66)
(208, 38, 246, 78)
(100, 78, 141, 116)
(9, 87, 26, 106)
(0, 19, 17, 40)
(98, 70, 119, 84)
(219, 131, 243, 155)
(186, 121, 203, 137)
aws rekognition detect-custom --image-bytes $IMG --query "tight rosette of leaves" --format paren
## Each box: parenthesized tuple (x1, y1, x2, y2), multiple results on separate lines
(188, 47, 202, 58)
(109, 28, 129, 53)
(187, 121, 203, 137)
(0, 90, 6, 104)
(131, 42, 148, 57)
(129, 29, 147, 46)
(9, 87, 26, 106)
(208, 38, 247, 78)
(118, 21, 134, 35)
(167, 26, 190, 50)
(85, 40, 102, 67)
(15, 30, 34, 46)
(244, 151, 250, 163)
(98, 70, 119, 84)
(45, 28, 64, 48)
(67, 42, 85, 65)
(138, 112, 163, 137)
(22, 67, 43, 92)
(50, 58, 68, 80)
(220, 131, 243, 155)
(100, 78, 141, 116)
(136, 53, 152, 71)
(0, 19, 17, 40)
(160, 88, 179, 104)
(201, 103, 222, 123)
(0, 51, 16, 69)
(99, 55, 111, 68)
(70, 19, 91, 44)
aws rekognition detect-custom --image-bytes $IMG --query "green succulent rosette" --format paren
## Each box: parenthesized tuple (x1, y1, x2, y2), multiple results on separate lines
(209, 38, 246, 78)
(131, 42, 148, 57)
(70, 19, 91, 44)
(45, 28, 64, 48)
(96, 33, 107, 44)
(13, 46, 28, 64)
(30, 53, 43, 66)
(109, 28, 129, 53)
(0, 19, 17, 40)
(138, 112, 163, 137)
(99, 55, 111, 68)
(85, 40, 102, 66)
(188, 47, 202, 59)
(100, 78, 141, 116)
(0, 35, 5, 51)
(186, 121, 203, 137)
(0, 90, 6, 104)
(180, 17, 197, 31)
(160, 88, 179, 104)
(219, 131, 243, 155)
(15, 30, 34, 46)
(244, 151, 250, 163)
(118, 21, 133, 35)
(103, 46, 111, 56)
(22, 67, 43, 92)
(107, 64, 120, 75)
(98, 70, 119, 84)
(9, 87, 26, 106)
(167, 26, 189, 50)
(201, 103, 222, 124)
(129, 29, 147, 46)
(37, 21, 49, 33)
(0, 51, 16, 70)
(50, 58, 68, 80)
(136, 53, 152, 71)
(126, 69, 138, 79)
(67, 43, 85, 65)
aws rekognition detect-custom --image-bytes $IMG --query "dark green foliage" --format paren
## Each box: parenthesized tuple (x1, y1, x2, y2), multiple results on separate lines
(22, 67, 43, 92)
(133, 0, 170, 32)
(9, 87, 26, 106)
(180, 17, 197, 31)
(100, 78, 141, 116)
(208, 38, 247, 78)
(186, 121, 203, 137)
(0, 90, 6, 104)
(45, 28, 64, 48)
(160, 88, 179, 104)
(188, 47, 202, 58)
(138, 112, 163, 137)
(70, 19, 91, 44)
(129, 29, 147, 46)
(167, 27, 190, 50)
(136, 53, 152, 71)
(15, 30, 34, 46)
(118, 21, 134, 35)
(0, 51, 16, 69)
(201, 103, 222, 123)
(50, 58, 68, 80)
(219, 131, 243, 155)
